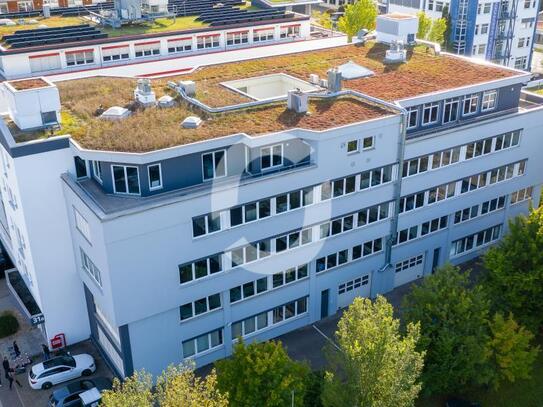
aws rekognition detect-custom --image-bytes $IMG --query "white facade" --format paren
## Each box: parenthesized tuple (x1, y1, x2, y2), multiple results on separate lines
(0, 43, 542, 378)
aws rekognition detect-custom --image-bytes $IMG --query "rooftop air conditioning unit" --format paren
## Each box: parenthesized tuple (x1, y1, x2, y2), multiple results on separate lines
(309, 74, 319, 85)
(384, 40, 407, 64)
(376, 13, 418, 46)
(327, 68, 342, 93)
(2, 77, 61, 130)
(134, 78, 156, 107)
(179, 80, 196, 97)
(287, 90, 308, 114)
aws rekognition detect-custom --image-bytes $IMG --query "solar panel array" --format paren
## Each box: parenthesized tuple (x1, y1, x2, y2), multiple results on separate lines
(2, 24, 107, 48)
(0, 0, 296, 49)
(169, 0, 292, 26)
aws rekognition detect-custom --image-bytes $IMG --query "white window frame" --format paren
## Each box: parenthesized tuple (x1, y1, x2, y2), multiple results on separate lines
(202, 150, 227, 181)
(74, 207, 91, 242)
(481, 90, 498, 111)
(422, 102, 440, 126)
(92, 161, 103, 184)
(346, 139, 359, 154)
(260, 144, 283, 170)
(442, 98, 459, 124)
(407, 107, 418, 129)
(147, 163, 162, 191)
(111, 165, 140, 195)
(362, 136, 375, 150)
(462, 94, 479, 116)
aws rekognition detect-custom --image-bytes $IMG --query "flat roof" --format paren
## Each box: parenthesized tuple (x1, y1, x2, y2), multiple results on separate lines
(6, 42, 523, 153)
(7, 78, 50, 91)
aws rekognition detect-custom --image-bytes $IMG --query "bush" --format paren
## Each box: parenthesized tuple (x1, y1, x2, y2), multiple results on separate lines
(0, 312, 19, 338)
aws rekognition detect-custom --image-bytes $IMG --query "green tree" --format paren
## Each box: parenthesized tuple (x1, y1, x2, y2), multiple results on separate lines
(312, 10, 332, 29)
(337, 0, 378, 42)
(322, 296, 424, 407)
(428, 18, 447, 44)
(403, 264, 491, 395)
(486, 313, 540, 389)
(483, 207, 543, 330)
(101, 370, 154, 407)
(215, 340, 310, 407)
(416, 11, 432, 40)
(155, 362, 228, 407)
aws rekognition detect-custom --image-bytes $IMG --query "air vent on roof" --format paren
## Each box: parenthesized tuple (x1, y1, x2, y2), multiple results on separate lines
(287, 90, 308, 114)
(158, 95, 175, 108)
(309, 74, 319, 85)
(182, 116, 202, 128)
(179, 80, 196, 97)
(100, 106, 131, 120)
(327, 68, 342, 93)
(134, 79, 156, 107)
(384, 40, 407, 64)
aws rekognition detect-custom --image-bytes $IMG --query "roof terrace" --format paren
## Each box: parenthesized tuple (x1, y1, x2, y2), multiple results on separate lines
(0, 42, 526, 153)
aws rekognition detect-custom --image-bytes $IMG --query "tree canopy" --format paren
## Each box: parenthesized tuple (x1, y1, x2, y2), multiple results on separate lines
(337, 0, 378, 42)
(215, 340, 310, 407)
(415, 11, 448, 44)
(101, 370, 154, 407)
(322, 296, 424, 407)
(483, 206, 543, 330)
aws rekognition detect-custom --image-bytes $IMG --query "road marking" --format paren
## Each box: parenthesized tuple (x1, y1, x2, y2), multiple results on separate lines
(312, 324, 341, 352)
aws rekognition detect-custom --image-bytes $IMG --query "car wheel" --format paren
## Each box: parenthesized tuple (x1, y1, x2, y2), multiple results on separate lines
(42, 382, 52, 390)
(82, 369, 92, 376)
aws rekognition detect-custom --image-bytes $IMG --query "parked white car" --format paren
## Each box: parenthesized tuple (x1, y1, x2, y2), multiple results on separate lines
(28, 354, 96, 390)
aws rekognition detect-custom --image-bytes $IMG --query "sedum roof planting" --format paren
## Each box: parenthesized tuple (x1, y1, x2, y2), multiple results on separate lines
(12, 42, 521, 152)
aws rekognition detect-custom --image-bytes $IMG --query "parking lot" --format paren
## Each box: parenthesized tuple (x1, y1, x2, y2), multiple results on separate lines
(0, 340, 115, 407)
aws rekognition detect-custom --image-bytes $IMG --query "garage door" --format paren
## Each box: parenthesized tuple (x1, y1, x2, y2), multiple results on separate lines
(30, 54, 61, 73)
(394, 254, 424, 288)
(337, 274, 371, 309)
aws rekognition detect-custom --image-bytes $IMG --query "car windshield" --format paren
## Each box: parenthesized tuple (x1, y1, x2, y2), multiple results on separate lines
(43, 355, 76, 369)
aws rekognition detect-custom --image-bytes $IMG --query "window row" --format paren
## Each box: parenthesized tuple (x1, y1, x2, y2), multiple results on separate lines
(402, 129, 521, 178)
(453, 196, 506, 225)
(230, 228, 312, 268)
(460, 161, 526, 194)
(398, 181, 455, 214)
(318, 202, 391, 240)
(338, 275, 369, 295)
(395, 254, 423, 273)
(80, 248, 102, 287)
(193, 163, 395, 237)
(182, 329, 223, 358)
(510, 186, 533, 205)
(231, 297, 308, 339)
(179, 254, 222, 284)
(406, 90, 498, 129)
(180, 293, 221, 321)
(66, 50, 94, 66)
(450, 225, 502, 257)
(346, 136, 375, 154)
(394, 216, 448, 245)
(316, 238, 383, 273)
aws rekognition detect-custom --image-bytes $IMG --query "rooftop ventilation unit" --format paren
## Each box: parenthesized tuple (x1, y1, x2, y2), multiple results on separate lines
(179, 81, 196, 97)
(134, 78, 156, 107)
(309, 74, 319, 85)
(376, 13, 418, 46)
(100, 106, 131, 120)
(182, 116, 202, 128)
(158, 95, 175, 108)
(1, 77, 60, 131)
(327, 68, 342, 93)
(384, 40, 407, 64)
(287, 90, 308, 114)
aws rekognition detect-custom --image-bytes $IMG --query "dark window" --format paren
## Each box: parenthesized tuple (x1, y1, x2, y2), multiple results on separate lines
(74, 156, 87, 179)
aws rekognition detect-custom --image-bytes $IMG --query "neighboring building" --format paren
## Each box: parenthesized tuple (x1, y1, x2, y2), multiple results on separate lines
(0, 0, 108, 14)
(536, 11, 543, 43)
(0, 16, 542, 378)
(0, 0, 314, 79)
(388, 0, 541, 70)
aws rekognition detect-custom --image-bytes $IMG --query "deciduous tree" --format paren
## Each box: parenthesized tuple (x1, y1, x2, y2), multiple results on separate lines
(337, 0, 378, 42)
(428, 18, 447, 44)
(155, 362, 228, 407)
(101, 370, 154, 407)
(416, 11, 432, 40)
(322, 296, 424, 407)
(486, 313, 540, 389)
(215, 340, 310, 407)
(483, 207, 543, 330)
(402, 264, 491, 395)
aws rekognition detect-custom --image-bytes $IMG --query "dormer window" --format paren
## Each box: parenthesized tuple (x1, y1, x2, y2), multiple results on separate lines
(261, 144, 283, 170)
(147, 164, 162, 191)
(202, 150, 226, 181)
(112, 165, 140, 195)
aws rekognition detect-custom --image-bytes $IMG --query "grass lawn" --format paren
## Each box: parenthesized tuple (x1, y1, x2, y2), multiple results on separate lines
(101, 16, 207, 37)
(0, 16, 88, 36)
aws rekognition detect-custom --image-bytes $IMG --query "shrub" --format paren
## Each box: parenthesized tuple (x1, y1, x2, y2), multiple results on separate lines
(0, 312, 19, 338)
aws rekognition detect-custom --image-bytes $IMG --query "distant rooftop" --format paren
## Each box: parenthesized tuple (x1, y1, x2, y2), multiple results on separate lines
(3, 42, 524, 153)
(381, 12, 416, 20)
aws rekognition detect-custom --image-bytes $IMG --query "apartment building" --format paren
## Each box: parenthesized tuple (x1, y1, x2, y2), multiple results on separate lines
(0, 15, 542, 379)
(388, 0, 541, 70)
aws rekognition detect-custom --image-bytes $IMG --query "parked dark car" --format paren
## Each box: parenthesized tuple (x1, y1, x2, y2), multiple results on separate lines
(48, 377, 112, 407)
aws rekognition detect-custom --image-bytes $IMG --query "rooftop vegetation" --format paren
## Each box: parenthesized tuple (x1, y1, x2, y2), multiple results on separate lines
(100, 16, 207, 37)
(0, 16, 89, 37)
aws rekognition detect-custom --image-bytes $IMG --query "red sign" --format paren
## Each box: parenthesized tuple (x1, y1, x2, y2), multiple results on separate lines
(50, 333, 66, 350)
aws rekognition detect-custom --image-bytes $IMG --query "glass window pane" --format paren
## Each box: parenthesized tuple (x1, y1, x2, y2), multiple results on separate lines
(259, 200, 271, 218)
(230, 286, 241, 303)
(196, 334, 209, 353)
(182, 340, 195, 357)
(126, 167, 140, 194)
(276, 195, 288, 213)
(113, 166, 127, 193)
(244, 317, 256, 334)
(194, 298, 208, 315)
(273, 273, 284, 288)
(208, 294, 221, 310)
(297, 264, 308, 279)
(230, 207, 243, 226)
(209, 255, 222, 274)
(194, 260, 207, 279)
(245, 203, 257, 222)
(180, 304, 193, 320)
(290, 191, 301, 209)
(214, 151, 226, 177)
(210, 330, 222, 347)
(256, 277, 268, 293)
(208, 212, 221, 233)
(257, 313, 268, 329)
(179, 264, 193, 283)
(243, 282, 255, 298)
(303, 188, 314, 206)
